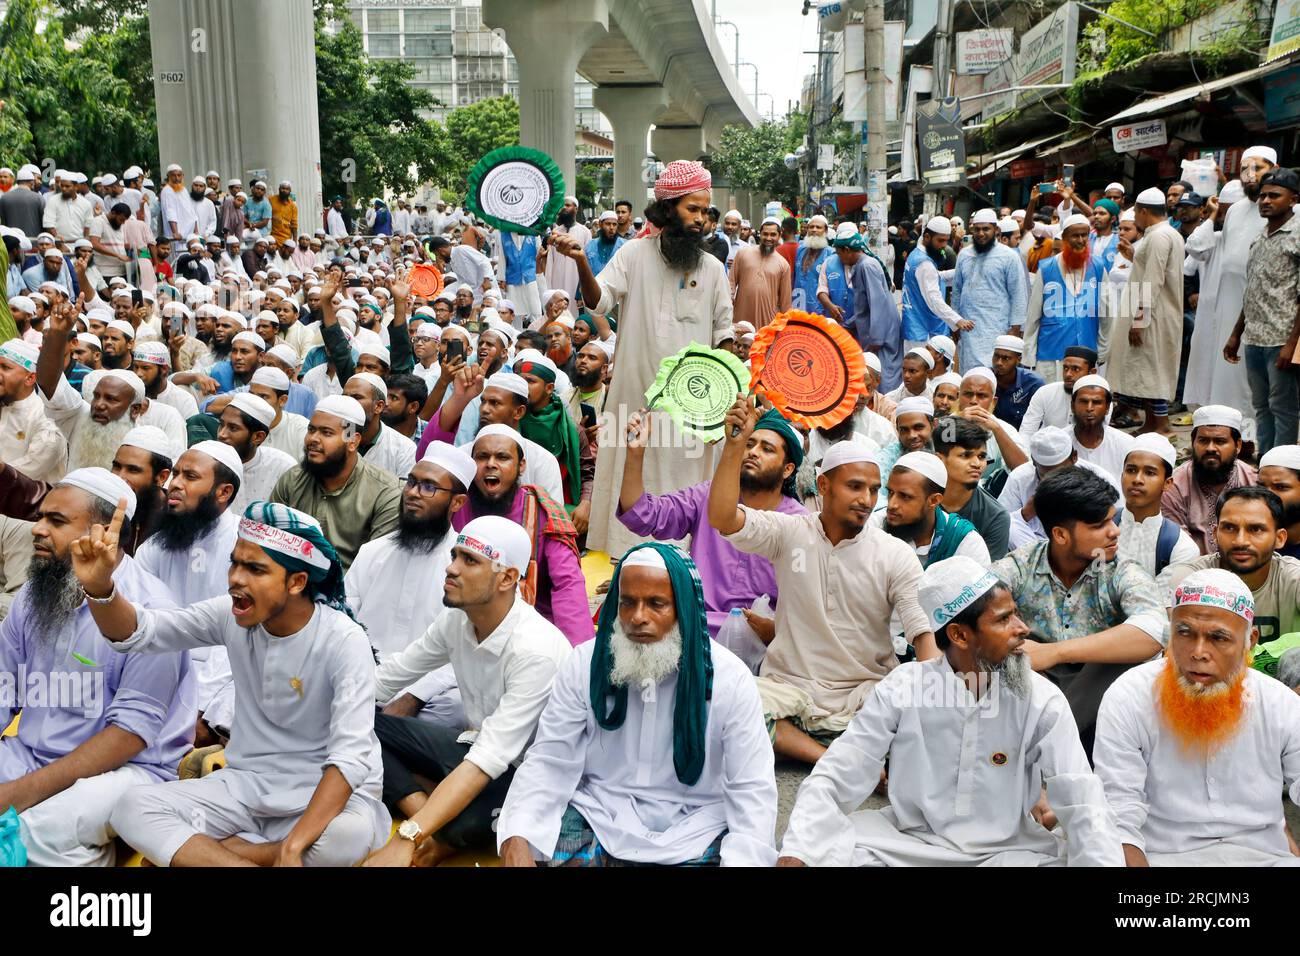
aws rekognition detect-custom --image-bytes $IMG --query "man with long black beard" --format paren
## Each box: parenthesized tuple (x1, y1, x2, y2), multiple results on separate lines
(872, 452, 989, 566)
(134, 441, 244, 749)
(553, 160, 733, 558)
(0, 467, 193, 866)
(583, 210, 625, 276)
(109, 426, 175, 555)
(449, 426, 592, 647)
(780, 556, 1120, 867)
(1162, 405, 1258, 554)
(347, 442, 475, 728)
(1095, 568, 1300, 866)
(952, 208, 1028, 371)
(540, 197, 590, 316)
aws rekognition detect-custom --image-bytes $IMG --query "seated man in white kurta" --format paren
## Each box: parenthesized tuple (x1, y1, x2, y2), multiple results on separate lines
(778, 556, 1122, 867)
(497, 544, 777, 867)
(1094, 568, 1300, 867)
(81, 500, 390, 867)
(346, 441, 476, 728)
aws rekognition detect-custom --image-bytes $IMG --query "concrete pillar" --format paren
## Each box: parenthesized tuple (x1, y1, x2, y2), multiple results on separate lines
(484, 0, 608, 195)
(650, 125, 706, 165)
(592, 85, 668, 211)
(149, 0, 322, 235)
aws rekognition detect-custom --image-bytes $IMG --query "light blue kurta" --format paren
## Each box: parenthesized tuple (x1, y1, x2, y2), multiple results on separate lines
(951, 242, 1028, 370)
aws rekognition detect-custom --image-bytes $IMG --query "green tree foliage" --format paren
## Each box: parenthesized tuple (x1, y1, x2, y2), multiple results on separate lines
(710, 120, 802, 206)
(0, 0, 156, 173)
(315, 17, 453, 202)
(1079, 0, 1260, 72)
(442, 96, 520, 188)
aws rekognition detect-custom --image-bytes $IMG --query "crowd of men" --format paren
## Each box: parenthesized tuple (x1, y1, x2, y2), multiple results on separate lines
(0, 151, 1297, 869)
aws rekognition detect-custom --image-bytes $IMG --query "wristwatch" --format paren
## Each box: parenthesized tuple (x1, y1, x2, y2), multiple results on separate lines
(397, 819, 423, 844)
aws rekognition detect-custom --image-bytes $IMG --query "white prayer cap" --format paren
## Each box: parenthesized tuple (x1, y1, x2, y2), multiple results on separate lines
(993, 334, 1025, 354)
(1105, 182, 1125, 194)
(621, 546, 670, 573)
(1260, 444, 1300, 474)
(598, 210, 618, 223)
(927, 334, 955, 362)
(817, 436, 881, 477)
(132, 341, 170, 366)
(1119, 207, 1136, 223)
(1136, 187, 1165, 206)
(592, 338, 616, 360)
(227, 392, 276, 429)
(934, 371, 962, 390)
(420, 440, 477, 490)
(1242, 145, 1278, 165)
(998, 217, 1017, 233)
(723, 209, 742, 221)
(894, 450, 948, 488)
(1219, 180, 1246, 204)
(808, 214, 829, 227)
(75, 333, 102, 350)
(1171, 567, 1254, 624)
(862, 351, 882, 375)
(895, 396, 934, 419)
(760, 216, 782, 228)
(232, 330, 266, 351)
(119, 425, 175, 465)
(542, 288, 570, 310)
(251, 366, 291, 391)
(483, 371, 530, 401)
(413, 323, 442, 341)
(1011, 209, 1026, 219)
(266, 344, 300, 369)
(58, 467, 137, 521)
(1127, 432, 1177, 471)
(123, 165, 143, 180)
(7, 295, 34, 315)
(0, 339, 39, 372)
(950, 216, 962, 226)
(970, 208, 998, 225)
(961, 366, 996, 387)
(833, 221, 857, 242)
(473, 422, 527, 456)
(1029, 426, 1074, 467)
(1061, 213, 1091, 233)
(106, 319, 136, 340)
(347, 371, 388, 401)
(924, 216, 951, 235)
(734, 321, 756, 336)
(218, 311, 248, 329)
(919, 556, 1003, 635)
(904, 346, 935, 369)
(100, 368, 146, 402)
(314, 394, 367, 429)
(101, 173, 119, 187)
(15, 165, 36, 181)
(254, 309, 279, 327)
(1072, 373, 1110, 395)
(479, 322, 513, 349)
(456, 515, 532, 575)
(188, 440, 245, 482)
(1192, 404, 1243, 432)
(357, 342, 391, 367)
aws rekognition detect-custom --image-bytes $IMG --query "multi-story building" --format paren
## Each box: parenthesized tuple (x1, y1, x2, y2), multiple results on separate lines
(346, 0, 611, 150)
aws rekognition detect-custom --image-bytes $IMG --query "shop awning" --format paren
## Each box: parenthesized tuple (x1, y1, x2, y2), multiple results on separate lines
(970, 131, 1067, 179)
(1102, 60, 1288, 126)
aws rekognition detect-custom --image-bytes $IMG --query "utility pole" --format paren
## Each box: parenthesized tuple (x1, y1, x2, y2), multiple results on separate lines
(863, 0, 887, 253)
(933, 0, 955, 99)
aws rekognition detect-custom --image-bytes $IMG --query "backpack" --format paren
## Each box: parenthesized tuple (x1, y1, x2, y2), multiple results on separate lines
(1113, 512, 1180, 575)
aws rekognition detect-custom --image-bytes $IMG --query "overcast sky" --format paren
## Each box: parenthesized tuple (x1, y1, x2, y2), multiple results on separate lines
(711, 0, 820, 121)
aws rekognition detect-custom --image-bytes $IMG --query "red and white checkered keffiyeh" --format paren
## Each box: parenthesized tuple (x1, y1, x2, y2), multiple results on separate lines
(654, 160, 712, 200)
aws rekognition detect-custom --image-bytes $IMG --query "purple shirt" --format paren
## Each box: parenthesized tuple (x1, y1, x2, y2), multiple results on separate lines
(452, 488, 595, 647)
(0, 554, 195, 781)
(618, 481, 806, 636)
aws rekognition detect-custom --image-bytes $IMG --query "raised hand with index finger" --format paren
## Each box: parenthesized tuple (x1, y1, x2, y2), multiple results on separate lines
(70, 497, 127, 599)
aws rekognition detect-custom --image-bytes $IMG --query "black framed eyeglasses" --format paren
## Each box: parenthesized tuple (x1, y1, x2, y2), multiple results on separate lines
(403, 476, 454, 497)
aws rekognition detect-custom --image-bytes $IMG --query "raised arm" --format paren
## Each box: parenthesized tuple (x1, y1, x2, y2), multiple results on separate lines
(707, 395, 758, 536)
(36, 298, 78, 400)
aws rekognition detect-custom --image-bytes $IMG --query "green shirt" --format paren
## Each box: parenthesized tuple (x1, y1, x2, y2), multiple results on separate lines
(269, 456, 400, 570)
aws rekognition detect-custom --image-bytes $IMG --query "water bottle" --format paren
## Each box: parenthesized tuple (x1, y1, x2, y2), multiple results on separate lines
(0, 806, 26, 867)
(718, 607, 766, 674)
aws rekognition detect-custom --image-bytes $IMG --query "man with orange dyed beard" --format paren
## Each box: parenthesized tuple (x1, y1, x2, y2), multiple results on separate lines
(1094, 567, 1300, 866)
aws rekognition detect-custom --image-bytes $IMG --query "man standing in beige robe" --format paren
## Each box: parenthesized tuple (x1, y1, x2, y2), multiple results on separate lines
(554, 161, 734, 558)
(730, 217, 792, 330)
(1108, 187, 1185, 435)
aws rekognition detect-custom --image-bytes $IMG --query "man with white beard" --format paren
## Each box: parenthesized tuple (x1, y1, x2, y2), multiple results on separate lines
(36, 303, 186, 468)
(778, 556, 1122, 867)
(346, 441, 477, 729)
(363, 516, 571, 867)
(497, 543, 777, 867)
(791, 215, 833, 314)
(132, 441, 244, 749)
(1094, 568, 1300, 866)
(0, 467, 193, 866)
